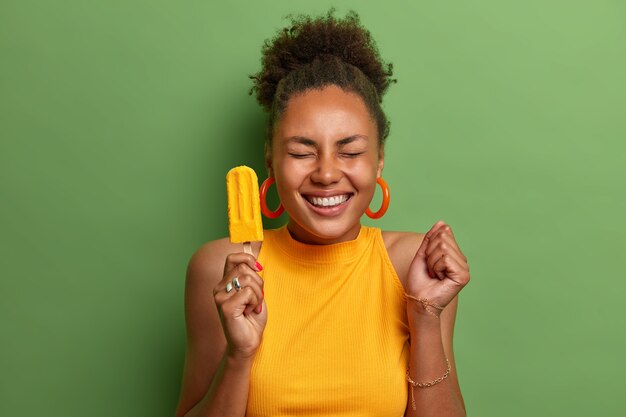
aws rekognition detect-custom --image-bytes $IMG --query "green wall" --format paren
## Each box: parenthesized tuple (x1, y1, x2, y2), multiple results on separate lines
(1, 1, 624, 415)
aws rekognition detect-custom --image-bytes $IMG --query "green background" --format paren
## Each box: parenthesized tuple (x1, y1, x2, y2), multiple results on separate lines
(1, 0, 624, 415)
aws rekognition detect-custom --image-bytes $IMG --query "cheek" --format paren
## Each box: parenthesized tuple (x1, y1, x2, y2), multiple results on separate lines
(350, 157, 380, 182)
(355, 163, 381, 198)
(275, 157, 313, 183)
(361, 177, 378, 198)
(274, 162, 304, 199)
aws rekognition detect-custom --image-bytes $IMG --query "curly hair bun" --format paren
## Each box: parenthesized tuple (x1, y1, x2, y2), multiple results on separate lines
(250, 8, 395, 112)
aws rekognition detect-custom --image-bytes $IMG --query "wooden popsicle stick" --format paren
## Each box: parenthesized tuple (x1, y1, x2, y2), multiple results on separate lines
(243, 241, 252, 255)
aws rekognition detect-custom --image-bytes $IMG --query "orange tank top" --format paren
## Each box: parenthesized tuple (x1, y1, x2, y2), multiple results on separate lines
(248, 225, 410, 416)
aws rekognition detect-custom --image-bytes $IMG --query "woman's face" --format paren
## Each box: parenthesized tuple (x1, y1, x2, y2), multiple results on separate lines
(268, 84, 384, 245)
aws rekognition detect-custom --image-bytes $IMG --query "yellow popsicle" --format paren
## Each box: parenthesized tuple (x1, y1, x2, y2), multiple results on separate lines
(226, 166, 264, 254)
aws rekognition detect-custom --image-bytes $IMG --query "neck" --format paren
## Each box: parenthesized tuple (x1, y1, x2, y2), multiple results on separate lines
(286, 221, 362, 245)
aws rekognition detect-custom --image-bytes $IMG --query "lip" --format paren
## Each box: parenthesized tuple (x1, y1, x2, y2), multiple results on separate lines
(301, 191, 354, 198)
(302, 193, 352, 217)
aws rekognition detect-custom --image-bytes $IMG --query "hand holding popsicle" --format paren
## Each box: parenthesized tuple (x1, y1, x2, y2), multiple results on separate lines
(405, 221, 471, 316)
(212, 166, 267, 359)
(213, 252, 267, 359)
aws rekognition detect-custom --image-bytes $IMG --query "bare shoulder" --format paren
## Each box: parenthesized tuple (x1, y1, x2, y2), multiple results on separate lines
(186, 238, 262, 285)
(187, 237, 230, 282)
(381, 230, 426, 288)
(382, 230, 425, 254)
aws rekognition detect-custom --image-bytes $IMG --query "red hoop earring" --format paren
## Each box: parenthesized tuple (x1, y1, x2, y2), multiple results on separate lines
(365, 177, 390, 219)
(259, 177, 284, 219)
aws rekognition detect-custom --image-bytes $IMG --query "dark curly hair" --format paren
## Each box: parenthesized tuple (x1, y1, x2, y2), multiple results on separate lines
(249, 8, 396, 151)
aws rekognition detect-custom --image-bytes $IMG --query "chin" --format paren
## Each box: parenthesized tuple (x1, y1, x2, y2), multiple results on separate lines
(288, 217, 361, 245)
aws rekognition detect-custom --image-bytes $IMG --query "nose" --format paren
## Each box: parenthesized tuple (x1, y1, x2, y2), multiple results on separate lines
(310, 154, 342, 185)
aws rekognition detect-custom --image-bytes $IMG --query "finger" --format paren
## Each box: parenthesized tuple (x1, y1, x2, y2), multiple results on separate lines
(215, 263, 265, 307)
(416, 220, 448, 258)
(430, 251, 468, 285)
(224, 263, 264, 290)
(214, 279, 264, 315)
(426, 220, 447, 239)
(223, 252, 262, 276)
(221, 286, 260, 319)
(232, 276, 264, 314)
(213, 277, 239, 297)
(215, 263, 264, 299)
(422, 223, 465, 278)
(428, 244, 468, 275)
(441, 225, 466, 260)
(214, 284, 238, 306)
(431, 223, 455, 241)
(425, 228, 466, 262)
(425, 234, 466, 266)
(238, 286, 263, 316)
(430, 251, 451, 280)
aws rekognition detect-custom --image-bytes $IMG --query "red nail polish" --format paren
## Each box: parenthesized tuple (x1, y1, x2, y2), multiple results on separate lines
(255, 261, 263, 271)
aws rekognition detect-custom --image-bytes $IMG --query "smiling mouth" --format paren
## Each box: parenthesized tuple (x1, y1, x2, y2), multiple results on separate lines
(303, 194, 352, 208)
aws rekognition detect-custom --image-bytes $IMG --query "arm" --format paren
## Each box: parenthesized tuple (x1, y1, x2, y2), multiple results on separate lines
(404, 296, 465, 417)
(174, 239, 266, 417)
(386, 221, 469, 417)
(403, 221, 469, 417)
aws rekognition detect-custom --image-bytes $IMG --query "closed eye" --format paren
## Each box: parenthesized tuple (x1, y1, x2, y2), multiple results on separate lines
(341, 152, 364, 158)
(288, 152, 314, 159)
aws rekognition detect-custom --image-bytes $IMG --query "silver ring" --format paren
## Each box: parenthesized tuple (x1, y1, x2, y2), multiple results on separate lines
(225, 282, 233, 293)
(232, 277, 241, 291)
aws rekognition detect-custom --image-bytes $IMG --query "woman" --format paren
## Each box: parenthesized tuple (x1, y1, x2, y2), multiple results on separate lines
(176, 10, 470, 417)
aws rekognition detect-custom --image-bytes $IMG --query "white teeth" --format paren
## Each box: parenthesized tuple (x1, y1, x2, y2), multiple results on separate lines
(308, 194, 349, 207)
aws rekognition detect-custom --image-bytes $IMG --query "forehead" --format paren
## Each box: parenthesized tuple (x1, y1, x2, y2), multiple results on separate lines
(275, 85, 377, 142)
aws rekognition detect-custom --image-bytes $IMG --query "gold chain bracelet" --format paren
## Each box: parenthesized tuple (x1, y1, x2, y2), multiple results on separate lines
(404, 293, 444, 318)
(406, 358, 451, 410)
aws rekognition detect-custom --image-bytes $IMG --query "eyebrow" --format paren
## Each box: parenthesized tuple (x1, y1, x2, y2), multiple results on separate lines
(285, 135, 368, 147)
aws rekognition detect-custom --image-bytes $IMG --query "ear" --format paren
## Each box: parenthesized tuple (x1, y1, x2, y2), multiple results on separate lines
(264, 142, 274, 178)
(377, 146, 385, 178)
